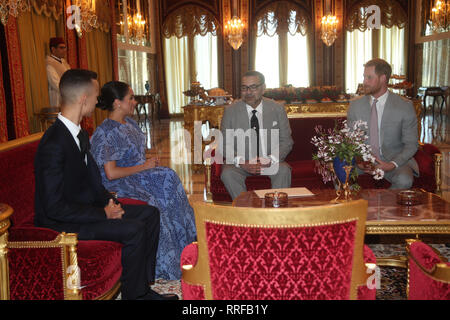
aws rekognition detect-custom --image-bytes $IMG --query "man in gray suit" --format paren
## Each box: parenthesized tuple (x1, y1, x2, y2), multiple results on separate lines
(220, 71, 294, 200)
(347, 58, 419, 189)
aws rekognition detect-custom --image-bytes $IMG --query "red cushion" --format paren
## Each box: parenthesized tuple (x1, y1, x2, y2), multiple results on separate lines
(206, 221, 358, 300)
(414, 148, 434, 177)
(8, 227, 60, 242)
(78, 240, 123, 300)
(117, 198, 147, 205)
(180, 242, 205, 300)
(0, 140, 39, 227)
(408, 242, 450, 300)
(8, 246, 65, 299)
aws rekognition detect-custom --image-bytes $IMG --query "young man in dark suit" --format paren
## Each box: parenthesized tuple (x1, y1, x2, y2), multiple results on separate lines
(34, 69, 177, 300)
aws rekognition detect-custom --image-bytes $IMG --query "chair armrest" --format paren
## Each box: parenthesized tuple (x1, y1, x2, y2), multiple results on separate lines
(204, 143, 220, 203)
(181, 242, 201, 283)
(434, 153, 443, 194)
(406, 239, 450, 283)
(8, 227, 60, 242)
(2, 231, 82, 300)
(180, 242, 206, 300)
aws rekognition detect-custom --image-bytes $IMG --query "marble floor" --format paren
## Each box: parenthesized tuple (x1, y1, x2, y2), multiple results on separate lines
(140, 104, 450, 202)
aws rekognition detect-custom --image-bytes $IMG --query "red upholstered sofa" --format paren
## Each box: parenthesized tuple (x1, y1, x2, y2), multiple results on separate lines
(0, 133, 145, 300)
(206, 115, 443, 202)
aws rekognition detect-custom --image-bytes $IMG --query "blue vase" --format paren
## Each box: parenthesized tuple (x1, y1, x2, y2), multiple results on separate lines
(333, 157, 355, 184)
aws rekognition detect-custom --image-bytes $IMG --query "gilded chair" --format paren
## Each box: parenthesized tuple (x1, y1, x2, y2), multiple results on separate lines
(406, 239, 450, 300)
(0, 133, 147, 300)
(181, 199, 377, 300)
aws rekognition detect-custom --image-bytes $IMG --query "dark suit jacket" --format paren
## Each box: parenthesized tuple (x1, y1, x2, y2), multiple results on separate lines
(34, 118, 113, 233)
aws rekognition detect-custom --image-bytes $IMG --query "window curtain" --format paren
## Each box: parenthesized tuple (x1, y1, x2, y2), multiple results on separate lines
(164, 36, 190, 114)
(162, 5, 220, 114)
(17, 9, 64, 133)
(421, 38, 450, 86)
(345, 29, 372, 93)
(345, 26, 406, 94)
(378, 26, 406, 76)
(253, 3, 311, 88)
(86, 29, 113, 127)
(194, 34, 218, 90)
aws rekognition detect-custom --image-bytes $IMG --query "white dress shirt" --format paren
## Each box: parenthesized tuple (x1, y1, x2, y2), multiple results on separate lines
(370, 90, 397, 167)
(58, 113, 86, 164)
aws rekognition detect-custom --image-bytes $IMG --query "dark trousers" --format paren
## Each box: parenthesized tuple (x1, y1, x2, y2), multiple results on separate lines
(77, 204, 160, 300)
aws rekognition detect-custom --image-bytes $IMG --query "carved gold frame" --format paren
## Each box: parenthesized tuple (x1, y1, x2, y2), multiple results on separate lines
(182, 199, 372, 300)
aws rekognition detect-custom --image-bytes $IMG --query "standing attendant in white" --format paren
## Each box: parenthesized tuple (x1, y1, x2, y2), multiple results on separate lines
(46, 37, 71, 107)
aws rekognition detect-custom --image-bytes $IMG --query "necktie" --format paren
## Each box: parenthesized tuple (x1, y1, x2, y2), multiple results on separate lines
(77, 129, 89, 159)
(250, 110, 260, 158)
(369, 98, 380, 158)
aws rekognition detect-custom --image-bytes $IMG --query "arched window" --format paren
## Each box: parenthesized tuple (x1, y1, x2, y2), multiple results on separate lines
(345, 0, 408, 93)
(253, 1, 311, 88)
(162, 5, 219, 114)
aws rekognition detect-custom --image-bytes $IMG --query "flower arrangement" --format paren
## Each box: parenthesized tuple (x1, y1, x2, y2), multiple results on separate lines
(264, 86, 349, 103)
(311, 120, 384, 190)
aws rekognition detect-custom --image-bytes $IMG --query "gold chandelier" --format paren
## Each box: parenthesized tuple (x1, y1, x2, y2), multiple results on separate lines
(320, 14, 338, 46)
(431, 0, 450, 33)
(122, 12, 146, 44)
(72, 0, 98, 38)
(0, 0, 29, 25)
(225, 16, 245, 50)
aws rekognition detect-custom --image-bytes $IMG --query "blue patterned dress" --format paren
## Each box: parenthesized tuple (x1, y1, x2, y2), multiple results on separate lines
(90, 117, 196, 280)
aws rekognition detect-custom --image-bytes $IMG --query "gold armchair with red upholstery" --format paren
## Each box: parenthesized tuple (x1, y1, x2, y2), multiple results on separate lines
(181, 199, 377, 300)
(406, 239, 450, 300)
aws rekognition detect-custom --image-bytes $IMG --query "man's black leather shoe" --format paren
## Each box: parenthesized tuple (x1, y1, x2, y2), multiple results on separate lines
(137, 289, 179, 300)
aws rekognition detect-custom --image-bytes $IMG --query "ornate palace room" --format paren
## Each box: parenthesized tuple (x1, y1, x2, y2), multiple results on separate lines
(0, 0, 449, 301)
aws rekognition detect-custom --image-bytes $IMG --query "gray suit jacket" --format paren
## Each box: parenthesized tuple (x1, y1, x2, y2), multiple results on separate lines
(347, 91, 419, 173)
(220, 98, 293, 163)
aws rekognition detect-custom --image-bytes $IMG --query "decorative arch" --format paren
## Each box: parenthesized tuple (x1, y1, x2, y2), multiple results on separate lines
(345, 0, 408, 31)
(254, 0, 311, 37)
(162, 4, 221, 38)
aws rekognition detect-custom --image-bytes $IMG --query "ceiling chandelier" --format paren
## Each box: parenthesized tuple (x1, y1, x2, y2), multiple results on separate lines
(225, 15, 245, 50)
(72, 0, 98, 38)
(320, 13, 338, 46)
(0, 0, 29, 26)
(431, 0, 449, 33)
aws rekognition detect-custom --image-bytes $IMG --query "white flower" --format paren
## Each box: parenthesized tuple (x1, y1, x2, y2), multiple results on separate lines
(372, 168, 384, 180)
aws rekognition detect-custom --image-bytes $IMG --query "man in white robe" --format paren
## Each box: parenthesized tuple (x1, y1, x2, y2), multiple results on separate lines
(46, 37, 71, 107)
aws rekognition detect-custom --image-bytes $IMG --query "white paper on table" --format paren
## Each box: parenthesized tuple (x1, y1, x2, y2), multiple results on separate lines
(254, 187, 315, 199)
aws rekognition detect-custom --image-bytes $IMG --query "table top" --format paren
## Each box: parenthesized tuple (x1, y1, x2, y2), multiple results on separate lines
(232, 189, 450, 235)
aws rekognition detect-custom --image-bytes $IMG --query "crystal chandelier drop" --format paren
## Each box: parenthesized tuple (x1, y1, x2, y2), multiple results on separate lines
(431, 0, 449, 33)
(225, 16, 245, 50)
(320, 14, 338, 46)
(0, 0, 30, 25)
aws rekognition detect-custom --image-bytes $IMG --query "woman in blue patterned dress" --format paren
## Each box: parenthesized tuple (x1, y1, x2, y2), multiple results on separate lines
(90, 81, 196, 280)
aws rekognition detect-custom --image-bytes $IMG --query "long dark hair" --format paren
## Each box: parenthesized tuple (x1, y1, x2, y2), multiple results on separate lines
(96, 81, 130, 111)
